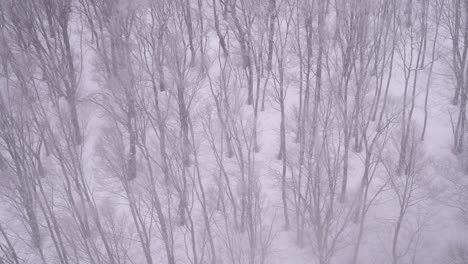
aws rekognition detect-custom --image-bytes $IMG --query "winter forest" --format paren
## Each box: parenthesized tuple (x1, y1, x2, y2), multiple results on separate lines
(1, 0, 468, 263)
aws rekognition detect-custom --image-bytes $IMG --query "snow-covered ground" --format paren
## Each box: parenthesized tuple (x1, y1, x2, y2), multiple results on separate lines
(1, 1, 467, 264)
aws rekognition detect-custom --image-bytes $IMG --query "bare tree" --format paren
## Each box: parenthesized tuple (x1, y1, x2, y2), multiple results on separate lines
(421, 0, 444, 141)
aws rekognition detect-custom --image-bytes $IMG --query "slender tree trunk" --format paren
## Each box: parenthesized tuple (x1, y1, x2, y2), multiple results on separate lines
(421, 6, 442, 140)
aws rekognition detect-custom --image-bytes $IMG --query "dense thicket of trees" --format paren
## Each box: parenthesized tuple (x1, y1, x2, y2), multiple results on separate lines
(0, 0, 467, 264)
